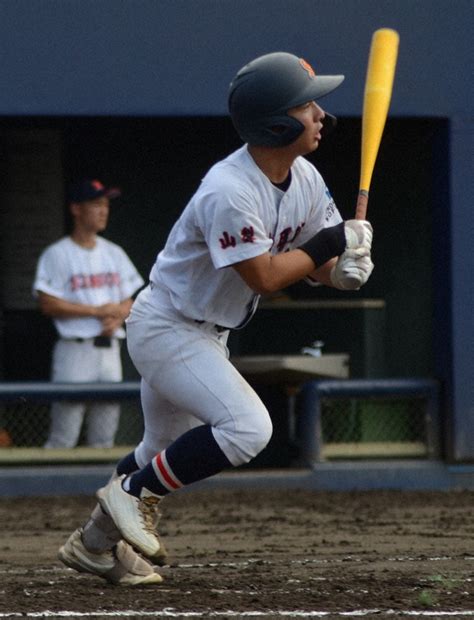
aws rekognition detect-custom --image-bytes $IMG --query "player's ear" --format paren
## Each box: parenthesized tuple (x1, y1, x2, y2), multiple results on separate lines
(70, 202, 81, 217)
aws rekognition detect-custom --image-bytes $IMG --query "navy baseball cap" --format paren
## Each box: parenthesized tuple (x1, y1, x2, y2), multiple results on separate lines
(68, 179, 121, 203)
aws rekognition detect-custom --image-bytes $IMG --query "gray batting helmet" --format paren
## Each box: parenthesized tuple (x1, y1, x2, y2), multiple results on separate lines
(228, 52, 344, 147)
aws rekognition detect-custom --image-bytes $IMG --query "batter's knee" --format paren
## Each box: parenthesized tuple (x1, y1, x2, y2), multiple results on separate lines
(248, 412, 273, 459)
(214, 407, 273, 467)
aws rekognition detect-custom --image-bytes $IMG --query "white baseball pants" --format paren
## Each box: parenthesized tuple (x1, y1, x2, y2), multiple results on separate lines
(126, 286, 272, 468)
(44, 339, 122, 448)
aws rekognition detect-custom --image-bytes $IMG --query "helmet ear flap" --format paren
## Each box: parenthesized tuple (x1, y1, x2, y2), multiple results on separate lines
(257, 114, 305, 147)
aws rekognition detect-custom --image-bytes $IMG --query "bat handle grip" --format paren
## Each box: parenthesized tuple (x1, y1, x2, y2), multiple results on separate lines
(355, 190, 369, 220)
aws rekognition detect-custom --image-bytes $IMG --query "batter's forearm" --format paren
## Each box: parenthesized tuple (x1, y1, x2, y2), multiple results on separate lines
(234, 249, 331, 295)
(307, 258, 338, 287)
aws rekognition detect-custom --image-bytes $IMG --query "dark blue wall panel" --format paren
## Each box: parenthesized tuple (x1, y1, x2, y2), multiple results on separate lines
(449, 118, 474, 461)
(0, 0, 472, 116)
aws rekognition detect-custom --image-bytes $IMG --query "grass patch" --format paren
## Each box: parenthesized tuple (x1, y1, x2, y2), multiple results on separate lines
(417, 574, 463, 608)
(418, 589, 437, 607)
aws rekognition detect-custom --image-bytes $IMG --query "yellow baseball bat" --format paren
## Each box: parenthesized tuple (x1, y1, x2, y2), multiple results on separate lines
(355, 28, 399, 220)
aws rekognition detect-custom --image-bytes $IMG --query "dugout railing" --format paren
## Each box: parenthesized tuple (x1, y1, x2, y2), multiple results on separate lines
(0, 378, 441, 466)
(296, 378, 441, 466)
(0, 382, 143, 464)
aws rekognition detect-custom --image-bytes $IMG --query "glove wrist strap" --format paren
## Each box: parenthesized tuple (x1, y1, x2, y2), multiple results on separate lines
(299, 222, 346, 268)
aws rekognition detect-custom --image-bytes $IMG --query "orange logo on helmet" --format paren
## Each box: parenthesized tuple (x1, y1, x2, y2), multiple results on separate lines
(299, 58, 315, 78)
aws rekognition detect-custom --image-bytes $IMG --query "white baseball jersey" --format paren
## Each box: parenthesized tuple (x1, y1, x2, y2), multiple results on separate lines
(150, 145, 342, 328)
(33, 236, 144, 338)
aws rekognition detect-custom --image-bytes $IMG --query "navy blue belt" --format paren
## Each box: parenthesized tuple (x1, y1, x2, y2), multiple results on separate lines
(71, 336, 113, 348)
(194, 320, 228, 333)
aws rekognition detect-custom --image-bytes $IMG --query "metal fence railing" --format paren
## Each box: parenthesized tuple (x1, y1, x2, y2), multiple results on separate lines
(296, 379, 441, 466)
(0, 379, 441, 466)
(0, 382, 143, 461)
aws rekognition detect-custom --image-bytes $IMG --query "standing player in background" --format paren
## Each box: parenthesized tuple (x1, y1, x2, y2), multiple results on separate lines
(58, 52, 374, 585)
(33, 179, 144, 449)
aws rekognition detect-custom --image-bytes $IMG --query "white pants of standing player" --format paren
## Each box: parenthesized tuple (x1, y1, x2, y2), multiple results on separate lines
(126, 285, 272, 469)
(44, 339, 123, 449)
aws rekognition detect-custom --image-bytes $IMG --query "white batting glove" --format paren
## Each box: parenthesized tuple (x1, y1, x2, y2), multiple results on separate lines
(344, 220, 373, 250)
(330, 248, 374, 290)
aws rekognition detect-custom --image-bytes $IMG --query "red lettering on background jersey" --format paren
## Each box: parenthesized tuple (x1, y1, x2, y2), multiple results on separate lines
(219, 232, 236, 249)
(70, 272, 120, 291)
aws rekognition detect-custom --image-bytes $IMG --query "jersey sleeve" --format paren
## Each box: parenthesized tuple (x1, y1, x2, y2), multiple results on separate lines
(195, 183, 272, 270)
(32, 245, 70, 299)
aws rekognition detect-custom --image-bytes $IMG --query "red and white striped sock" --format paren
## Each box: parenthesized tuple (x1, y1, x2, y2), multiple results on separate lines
(126, 424, 232, 497)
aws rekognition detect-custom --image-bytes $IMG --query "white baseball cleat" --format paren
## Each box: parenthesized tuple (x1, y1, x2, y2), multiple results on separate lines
(146, 503, 170, 567)
(96, 475, 164, 560)
(58, 528, 163, 586)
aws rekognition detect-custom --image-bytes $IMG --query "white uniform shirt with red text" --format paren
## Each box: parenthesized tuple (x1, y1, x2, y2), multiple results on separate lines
(33, 236, 144, 338)
(150, 145, 342, 328)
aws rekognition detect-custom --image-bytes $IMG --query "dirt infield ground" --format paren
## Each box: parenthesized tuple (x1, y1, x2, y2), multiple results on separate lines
(0, 488, 472, 618)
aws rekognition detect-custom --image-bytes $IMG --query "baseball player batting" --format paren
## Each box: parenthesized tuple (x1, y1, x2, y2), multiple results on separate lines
(58, 52, 374, 585)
